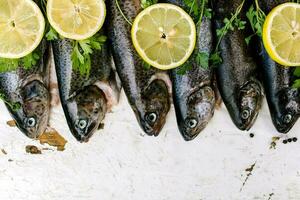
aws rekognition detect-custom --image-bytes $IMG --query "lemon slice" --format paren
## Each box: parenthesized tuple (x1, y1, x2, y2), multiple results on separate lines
(0, 0, 45, 59)
(131, 3, 196, 70)
(263, 2, 300, 66)
(47, 0, 106, 40)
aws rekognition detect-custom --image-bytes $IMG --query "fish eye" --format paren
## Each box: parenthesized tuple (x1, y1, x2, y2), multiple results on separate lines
(186, 118, 198, 129)
(76, 119, 88, 130)
(282, 114, 292, 124)
(26, 117, 36, 127)
(146, 112, 157, 123)
(241, 109, 250, 120)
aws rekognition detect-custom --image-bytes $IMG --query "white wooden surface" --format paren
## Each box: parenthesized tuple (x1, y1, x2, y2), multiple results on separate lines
(0, 90, 299, 200)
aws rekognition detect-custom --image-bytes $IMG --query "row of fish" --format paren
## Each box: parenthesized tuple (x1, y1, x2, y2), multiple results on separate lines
(0, 0, 299, 142)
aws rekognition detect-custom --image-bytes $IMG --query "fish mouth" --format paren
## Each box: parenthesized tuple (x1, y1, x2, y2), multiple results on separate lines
(238, 81, 262, 130)
(64, 85, 107, 142)
(71, 119, 99, 142)
(140, 112, 166, 136)
(274, 112, 299, 133)
(176, 86, 215, 141)
(179, 118, 209, 141)
(272, 89, 300, 133)
(8, 80, 50, 139)
(138, 79, 170, 136)
(140, 120, 159, 136)
(227, 80, 262, 130)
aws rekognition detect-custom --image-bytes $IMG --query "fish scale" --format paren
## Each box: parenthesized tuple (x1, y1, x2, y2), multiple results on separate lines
(0, 39, 50, 138)
(213, 0, 263, 130)
(255, 0, 300, 133)
(52, 37, 119, 142)
(161, 0, 216, 141)
(107, 0, 171, 136)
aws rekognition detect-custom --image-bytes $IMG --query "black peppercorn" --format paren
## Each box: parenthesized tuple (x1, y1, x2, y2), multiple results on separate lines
(283, 140, 287, 144)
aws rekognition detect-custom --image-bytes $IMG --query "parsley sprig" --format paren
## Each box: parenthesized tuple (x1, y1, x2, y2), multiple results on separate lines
(245, 0, 266, 44)
(177, 0, 212, 74)
(43, 8, 107, 77)
(141, 0, 158, 9)
(212, 0, 246, 65)
(293, 66, 300, 88)
(71, 34, 107, 76)
(46, 28, 107, 76)
(0, 52, 40, 73)
(0, 93, 21, 111)
(245, 0, 300, 88)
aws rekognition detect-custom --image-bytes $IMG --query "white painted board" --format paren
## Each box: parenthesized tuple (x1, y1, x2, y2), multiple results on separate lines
(0, 90, 299, 200)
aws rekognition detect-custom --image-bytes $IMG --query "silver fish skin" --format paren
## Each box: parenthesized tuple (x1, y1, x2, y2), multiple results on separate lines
(161, 0, 215, 141)
(255, 0, 300, 133)
(0, 40, 50, 139)
(107, 0, 171, 136)
(52, 37, 119, 142)
(213, 0, 263, 130)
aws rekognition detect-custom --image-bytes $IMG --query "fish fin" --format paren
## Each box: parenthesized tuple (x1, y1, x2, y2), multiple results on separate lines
(49, 48, 61, 107)
(149, 72, 173, 103)
(212, 74, 222, 109)
(94, 80, 119, 112)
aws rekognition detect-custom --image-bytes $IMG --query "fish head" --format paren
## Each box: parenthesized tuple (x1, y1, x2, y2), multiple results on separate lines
(67, 85, 107, 142)
(139, 79, 170, 136)
(178, 86, 215, 141)
(12, 80, 50, 139)
(237, 81, 262, 130)
(274, 88, 300, 133)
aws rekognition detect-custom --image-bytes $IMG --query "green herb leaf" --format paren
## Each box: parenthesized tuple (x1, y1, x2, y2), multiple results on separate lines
(46, 26, 59, 41)
(213, 0, 246, 66)
(141, 0, 158, 9)
(21, 52, 40, 69)
(0, 50, 41, 72)
(246, 0, 266, 40)
(0, 58, 19, 72)
(196, 52, 209, 69)
(292, 79, 300, 88)
(71, 33, 107, 76)
(210, 52, 223, 66)
(142, 61, 151, 70)
(204, 8, 212, 19)
(176, 63, 193, 75)
(294, 67, 300, 77)
(0, 92, 21, 111)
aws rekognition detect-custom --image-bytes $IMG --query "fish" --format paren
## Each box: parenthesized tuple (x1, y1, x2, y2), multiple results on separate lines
(0, 40, 50, 139)
(255, 0, 300, 133)
(213, 0, 263, 130)
(52, 35, 120, 142)
(107, 0, 171, 136)
(161, 0, 216, 141)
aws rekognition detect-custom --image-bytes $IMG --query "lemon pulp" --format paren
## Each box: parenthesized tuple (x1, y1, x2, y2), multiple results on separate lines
(131, 3, 196, 70)
(0, 0, 45, 59)
(47, 0, 106, 40)
(263, 2, 300, 66)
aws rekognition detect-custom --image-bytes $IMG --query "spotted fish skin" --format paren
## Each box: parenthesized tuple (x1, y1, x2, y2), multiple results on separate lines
(107, 0, 171, 136)
(0, 40, 50, 139)
(161, 0, 215, 141)
(255, 0, 300, 133)
(52, 37, 118, 142)
(213, 0, 263, 130)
